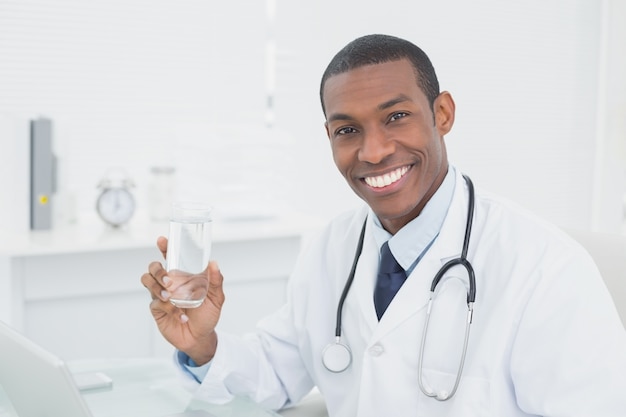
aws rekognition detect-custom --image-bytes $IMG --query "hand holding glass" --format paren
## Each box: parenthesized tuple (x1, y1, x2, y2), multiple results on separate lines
(166, 202, 212, 308)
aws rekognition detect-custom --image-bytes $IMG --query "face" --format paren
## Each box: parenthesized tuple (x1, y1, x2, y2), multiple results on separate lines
(323, 59, 455, 235)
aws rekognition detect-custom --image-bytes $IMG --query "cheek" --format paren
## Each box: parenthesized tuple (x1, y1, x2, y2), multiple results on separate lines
(331, 144, 351, 175)
(431, 137, 446, 164)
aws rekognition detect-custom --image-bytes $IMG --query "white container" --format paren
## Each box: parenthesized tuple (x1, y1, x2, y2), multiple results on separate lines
(148, 166, 176, 222)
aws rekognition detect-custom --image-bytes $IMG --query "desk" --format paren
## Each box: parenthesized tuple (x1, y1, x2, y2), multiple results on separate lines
(0, 357, 279, 417)
(0, 213, 324, 360)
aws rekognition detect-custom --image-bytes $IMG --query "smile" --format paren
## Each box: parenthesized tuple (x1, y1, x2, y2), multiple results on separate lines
(363, 166, 410, 188)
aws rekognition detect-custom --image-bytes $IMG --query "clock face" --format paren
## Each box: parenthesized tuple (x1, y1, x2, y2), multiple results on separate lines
(96, 187, 136, 227)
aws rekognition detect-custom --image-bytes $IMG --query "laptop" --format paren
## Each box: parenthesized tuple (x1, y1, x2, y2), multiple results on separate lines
(0, 320, 215, 417)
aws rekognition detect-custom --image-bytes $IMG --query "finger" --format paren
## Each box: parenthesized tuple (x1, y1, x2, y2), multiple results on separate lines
(141, 273, 171, 302)
(148, 261, 171, 287)
(142, 261, 173, 302)
(150, 298, 189, 325)
(207, 261, 223, 285)
(207, 261, 225, 308)
(149, 297, 178, 318)
(157, 236, 168, 259)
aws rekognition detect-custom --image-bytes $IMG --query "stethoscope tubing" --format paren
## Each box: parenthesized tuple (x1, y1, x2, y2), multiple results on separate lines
(334, 220, 367, 338)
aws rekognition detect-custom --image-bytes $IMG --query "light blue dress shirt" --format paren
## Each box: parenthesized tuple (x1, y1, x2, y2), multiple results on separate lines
(371, 166, 456, 276)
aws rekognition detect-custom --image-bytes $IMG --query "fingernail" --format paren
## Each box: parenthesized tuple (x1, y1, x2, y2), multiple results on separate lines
(160, 290, 170, 299)
(163, 276, 171, 285)
(180, 314, 189, 323)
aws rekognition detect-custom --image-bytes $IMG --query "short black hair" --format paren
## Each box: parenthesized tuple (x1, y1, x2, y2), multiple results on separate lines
(319, 34, 440, 116)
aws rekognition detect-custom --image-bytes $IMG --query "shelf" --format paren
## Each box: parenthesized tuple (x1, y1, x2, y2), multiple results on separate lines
(0, 211, 325, 257)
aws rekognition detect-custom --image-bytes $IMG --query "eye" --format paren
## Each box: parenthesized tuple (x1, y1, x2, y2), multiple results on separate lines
(335, 126, 358, 136)
(389, 112, 408, 122)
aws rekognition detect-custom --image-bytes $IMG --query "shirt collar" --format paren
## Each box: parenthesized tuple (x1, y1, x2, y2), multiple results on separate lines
(371, 166, 456, 273)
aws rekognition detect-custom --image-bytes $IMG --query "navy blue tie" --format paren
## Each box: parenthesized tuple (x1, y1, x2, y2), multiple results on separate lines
(374, 241, 407, 320)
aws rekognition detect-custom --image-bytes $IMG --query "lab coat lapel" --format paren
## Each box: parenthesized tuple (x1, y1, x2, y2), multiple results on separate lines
(349, 217, 380, 337)
(370, 170, 470, 342)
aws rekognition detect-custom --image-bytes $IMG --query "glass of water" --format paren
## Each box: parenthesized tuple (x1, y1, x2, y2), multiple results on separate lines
(166, 202, 213, 308)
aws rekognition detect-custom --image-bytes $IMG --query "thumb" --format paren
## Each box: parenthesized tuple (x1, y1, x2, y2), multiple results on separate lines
(206, 261, 225, 307)
(157, 236, 168, 260)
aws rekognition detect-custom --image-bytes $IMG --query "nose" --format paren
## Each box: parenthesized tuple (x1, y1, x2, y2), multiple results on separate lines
(358, 126, 395, 164)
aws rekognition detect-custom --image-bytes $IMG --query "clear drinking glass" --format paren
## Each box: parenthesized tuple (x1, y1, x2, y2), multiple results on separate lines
(166, 202, 213, 308)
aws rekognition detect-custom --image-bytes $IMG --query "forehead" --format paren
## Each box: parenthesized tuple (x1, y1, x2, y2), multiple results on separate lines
(323, 59, 427, 118)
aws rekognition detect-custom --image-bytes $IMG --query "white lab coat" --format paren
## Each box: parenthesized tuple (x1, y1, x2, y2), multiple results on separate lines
(191, 169, 626, 416)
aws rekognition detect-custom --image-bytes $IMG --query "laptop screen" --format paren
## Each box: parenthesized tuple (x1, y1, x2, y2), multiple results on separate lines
(0, 320, 93, 417)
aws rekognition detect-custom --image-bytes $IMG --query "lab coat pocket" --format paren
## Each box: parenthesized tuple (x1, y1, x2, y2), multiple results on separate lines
(416, 368, 490, 416)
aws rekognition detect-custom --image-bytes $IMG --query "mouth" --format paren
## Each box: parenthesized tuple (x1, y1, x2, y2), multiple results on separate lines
(363, 165, 411, 188)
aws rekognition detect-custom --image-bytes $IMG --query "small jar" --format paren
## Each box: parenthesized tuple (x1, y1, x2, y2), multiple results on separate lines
(148, 166, 176, 222)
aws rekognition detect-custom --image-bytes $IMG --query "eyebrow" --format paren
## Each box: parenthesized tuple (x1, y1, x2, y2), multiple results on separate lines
(326, 94, 412, 123)
(379, 94, 411, 110)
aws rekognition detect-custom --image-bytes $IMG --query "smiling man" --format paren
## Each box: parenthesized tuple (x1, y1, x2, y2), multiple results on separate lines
(323, 57, 453, 235)
(142, 34, 626, 416)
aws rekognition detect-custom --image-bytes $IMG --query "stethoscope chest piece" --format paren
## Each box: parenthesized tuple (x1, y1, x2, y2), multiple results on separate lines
(322, 338, 352, 373)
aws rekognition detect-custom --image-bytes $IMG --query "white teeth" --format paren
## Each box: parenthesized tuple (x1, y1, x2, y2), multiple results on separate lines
(365, 166, 409, 188)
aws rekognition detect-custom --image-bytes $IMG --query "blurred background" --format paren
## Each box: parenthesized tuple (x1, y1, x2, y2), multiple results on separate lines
(1, 0, 625, 233)
(0, 0, 625, 362)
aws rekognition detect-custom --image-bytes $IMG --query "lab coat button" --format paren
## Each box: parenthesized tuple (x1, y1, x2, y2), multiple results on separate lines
(368, 344, 384, 356)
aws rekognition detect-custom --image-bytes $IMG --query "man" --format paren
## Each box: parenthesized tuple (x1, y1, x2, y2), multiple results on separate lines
(142, 34, 626, 416)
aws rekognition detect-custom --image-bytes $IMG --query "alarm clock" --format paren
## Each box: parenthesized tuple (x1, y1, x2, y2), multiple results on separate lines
(96, 169, 136, 227)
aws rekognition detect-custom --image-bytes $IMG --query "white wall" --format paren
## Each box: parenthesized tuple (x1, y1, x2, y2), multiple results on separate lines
(0, 0, 624, 233)
(591, 0, 626, 233)
(272, 0, 625, 232)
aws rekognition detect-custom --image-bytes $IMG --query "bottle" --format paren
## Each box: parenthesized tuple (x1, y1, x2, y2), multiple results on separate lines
(148, 166, 176, 222)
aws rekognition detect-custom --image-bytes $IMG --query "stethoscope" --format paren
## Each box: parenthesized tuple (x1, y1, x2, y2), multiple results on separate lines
(322, 174, 476, 402)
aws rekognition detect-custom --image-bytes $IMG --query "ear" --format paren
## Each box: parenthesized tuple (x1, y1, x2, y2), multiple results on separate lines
(324, 121, 331, 141)
(434, 91, 455, 136)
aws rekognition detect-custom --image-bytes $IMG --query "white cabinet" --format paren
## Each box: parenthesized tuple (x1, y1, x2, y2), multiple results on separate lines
(0, 214, 321, 361)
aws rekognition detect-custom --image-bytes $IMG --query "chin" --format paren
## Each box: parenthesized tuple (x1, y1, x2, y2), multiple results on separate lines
(370, 200, 418, 222)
